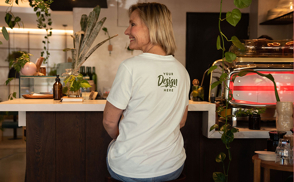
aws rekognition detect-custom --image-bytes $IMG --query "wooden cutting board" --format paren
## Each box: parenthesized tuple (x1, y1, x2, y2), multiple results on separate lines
(22, 94, 53, 99)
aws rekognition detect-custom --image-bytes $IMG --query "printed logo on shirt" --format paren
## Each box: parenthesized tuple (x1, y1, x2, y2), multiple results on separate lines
(158, 72, 178, 92)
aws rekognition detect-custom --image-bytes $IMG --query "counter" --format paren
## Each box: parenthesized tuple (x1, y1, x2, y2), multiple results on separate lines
(0, 99, 287, 181)
(0, 99, 285, 138)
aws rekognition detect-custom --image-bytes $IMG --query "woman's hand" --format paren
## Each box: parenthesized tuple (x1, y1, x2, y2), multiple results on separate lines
(103, 101, 123, 139)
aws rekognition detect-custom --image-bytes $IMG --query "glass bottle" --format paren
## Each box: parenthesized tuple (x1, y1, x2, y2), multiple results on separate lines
(53, 75, 62, 100)
(80, 66, 86, 76)
(92, 67, 97, 91)
(84, 67, 91, 80)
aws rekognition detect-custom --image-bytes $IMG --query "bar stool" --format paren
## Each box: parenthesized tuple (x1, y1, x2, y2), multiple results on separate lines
(106, 173, 186, 182)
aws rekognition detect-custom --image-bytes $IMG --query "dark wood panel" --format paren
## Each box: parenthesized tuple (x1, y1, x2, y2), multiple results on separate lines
(186, 13, 249, 101)
(56, 112, 86, 182)
(85, 112, 112, 181)
(26, 112, 56, 182)
(181, 111, 202, 181)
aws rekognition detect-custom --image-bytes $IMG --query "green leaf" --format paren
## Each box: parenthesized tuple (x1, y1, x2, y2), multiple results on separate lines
(207, 65, 218, 75)
(216, 35, 221, 50)
(5, 13, 12, 25)
(102, 27, 108, 32)
(231, 127, 239, 133)
(210, 124, 219, 131)
(14, 17, 21, 22)
(225, 52, 236, 63)
(211, 81, 222, 90)
(76, 74, 83, 81)
(2, 27, 9, 40)
(12, 92, 16, 98)
(221, 130, 234, 145)
(36, 11, 40, 17)
(234, 0, 252, 9)
(71, 80, 80, 91)
(231, 36, 245, 50)
(219, 73, 228, 82)
(220, 124, 229, 132)
(215, 152, 226, 163)
(5, 78, 13, 85)
(0, 41, 2, 45)
(213, 172, 226, 182)
(231, 73, 238, 82)
(80, 82, 91, 88)
(5, 0, 10, 4)
(226, 9, 241, 27)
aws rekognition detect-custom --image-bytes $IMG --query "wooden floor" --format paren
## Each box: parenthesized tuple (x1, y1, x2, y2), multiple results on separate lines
(0, 136, 26, 182)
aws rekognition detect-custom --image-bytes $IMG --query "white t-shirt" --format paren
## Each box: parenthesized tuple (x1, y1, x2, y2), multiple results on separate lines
(107, 53, 190, 178)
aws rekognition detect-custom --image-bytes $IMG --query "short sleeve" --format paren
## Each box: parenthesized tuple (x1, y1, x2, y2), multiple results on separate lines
(107, 63, 132, 110)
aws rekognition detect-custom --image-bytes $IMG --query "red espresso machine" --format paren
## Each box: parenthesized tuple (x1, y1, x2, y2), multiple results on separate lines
(209, 39, 293, 128)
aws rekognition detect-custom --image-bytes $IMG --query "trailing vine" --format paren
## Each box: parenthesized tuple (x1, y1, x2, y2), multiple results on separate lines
(1, 0, 24, 44)
(29, 0, 53, 64)
(208, 0, 252, 182)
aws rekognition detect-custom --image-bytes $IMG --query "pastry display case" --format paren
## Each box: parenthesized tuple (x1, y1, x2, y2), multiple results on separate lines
(19, 76, 65, 98)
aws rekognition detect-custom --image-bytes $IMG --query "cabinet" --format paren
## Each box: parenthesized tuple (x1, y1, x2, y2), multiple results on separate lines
(19, 76, 65, 98)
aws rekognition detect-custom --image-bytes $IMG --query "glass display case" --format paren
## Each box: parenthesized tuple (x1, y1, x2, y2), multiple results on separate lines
(230, 39, 293, 58)
(19, 76, 65, 98)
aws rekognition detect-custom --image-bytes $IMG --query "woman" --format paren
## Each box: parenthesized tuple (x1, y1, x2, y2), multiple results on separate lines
(103, 2, 190, 181)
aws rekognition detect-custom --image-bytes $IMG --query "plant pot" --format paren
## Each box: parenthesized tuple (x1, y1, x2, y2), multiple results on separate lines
(248, 114, 261, 130)
(276, 102, 293, 132)
(67, 90, 81, 98)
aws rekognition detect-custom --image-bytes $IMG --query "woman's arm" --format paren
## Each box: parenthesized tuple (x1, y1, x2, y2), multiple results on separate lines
(180, 105, 188, 128)
(103, 101, 123, 139)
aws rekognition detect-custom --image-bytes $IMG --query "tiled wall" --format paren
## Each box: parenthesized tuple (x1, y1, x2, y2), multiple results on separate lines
(0, 30, 73, 102)
(72, 0, 250, 93)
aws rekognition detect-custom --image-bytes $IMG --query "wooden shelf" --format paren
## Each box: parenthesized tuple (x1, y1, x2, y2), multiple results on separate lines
(260, 12, 293, 25)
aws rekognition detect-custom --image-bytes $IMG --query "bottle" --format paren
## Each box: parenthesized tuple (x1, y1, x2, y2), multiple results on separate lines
(92, 67, 97, 91)
(80, 66, 86, 76)
(86, 66, 92, 80)
(53, 75, 63, 100)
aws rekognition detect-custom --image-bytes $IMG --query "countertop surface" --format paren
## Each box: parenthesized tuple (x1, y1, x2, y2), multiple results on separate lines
(0, 99, 283, 138)
(0, 99, 214, 111)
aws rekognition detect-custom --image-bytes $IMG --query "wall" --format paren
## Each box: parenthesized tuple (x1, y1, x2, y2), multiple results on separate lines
(249, 0, 293, 39)
(73, 0, 250, 92)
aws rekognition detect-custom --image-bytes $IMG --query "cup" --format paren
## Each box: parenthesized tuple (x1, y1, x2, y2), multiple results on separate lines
(275, 139, 291, 165)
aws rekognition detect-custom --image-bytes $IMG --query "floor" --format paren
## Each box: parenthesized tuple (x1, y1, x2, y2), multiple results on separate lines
(0, 136, 26, 182)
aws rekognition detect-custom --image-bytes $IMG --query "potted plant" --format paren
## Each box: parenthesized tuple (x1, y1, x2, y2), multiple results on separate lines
(208, 0, 288, 181)
(235, 107, 266, 130)
(62, 5, 118, 97)
(5, 51, 34, 100)
(62, 74, 91, 97)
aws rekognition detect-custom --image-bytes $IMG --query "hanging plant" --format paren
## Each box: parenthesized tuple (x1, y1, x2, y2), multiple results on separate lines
(29, 0, 53, 64)
(1, 0, 24, 44)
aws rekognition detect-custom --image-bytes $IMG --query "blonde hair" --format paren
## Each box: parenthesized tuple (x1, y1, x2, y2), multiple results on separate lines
(129, 2, 176, 55)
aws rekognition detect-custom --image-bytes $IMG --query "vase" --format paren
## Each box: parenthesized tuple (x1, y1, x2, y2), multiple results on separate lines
(276, 102, 293, 132)
(67, 90, 81, 98)
(249, 114, 261, 130)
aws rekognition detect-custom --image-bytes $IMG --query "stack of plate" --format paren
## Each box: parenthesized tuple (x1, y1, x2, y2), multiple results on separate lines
(255, 151, 276, 161)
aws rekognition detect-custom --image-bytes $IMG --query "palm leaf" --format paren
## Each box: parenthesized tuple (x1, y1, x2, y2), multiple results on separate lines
(78, 17, 106, 65)
(77, 34, 118, 69)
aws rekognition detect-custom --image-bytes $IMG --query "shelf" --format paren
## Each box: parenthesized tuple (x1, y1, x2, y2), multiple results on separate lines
(260, 12, 293, 25)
